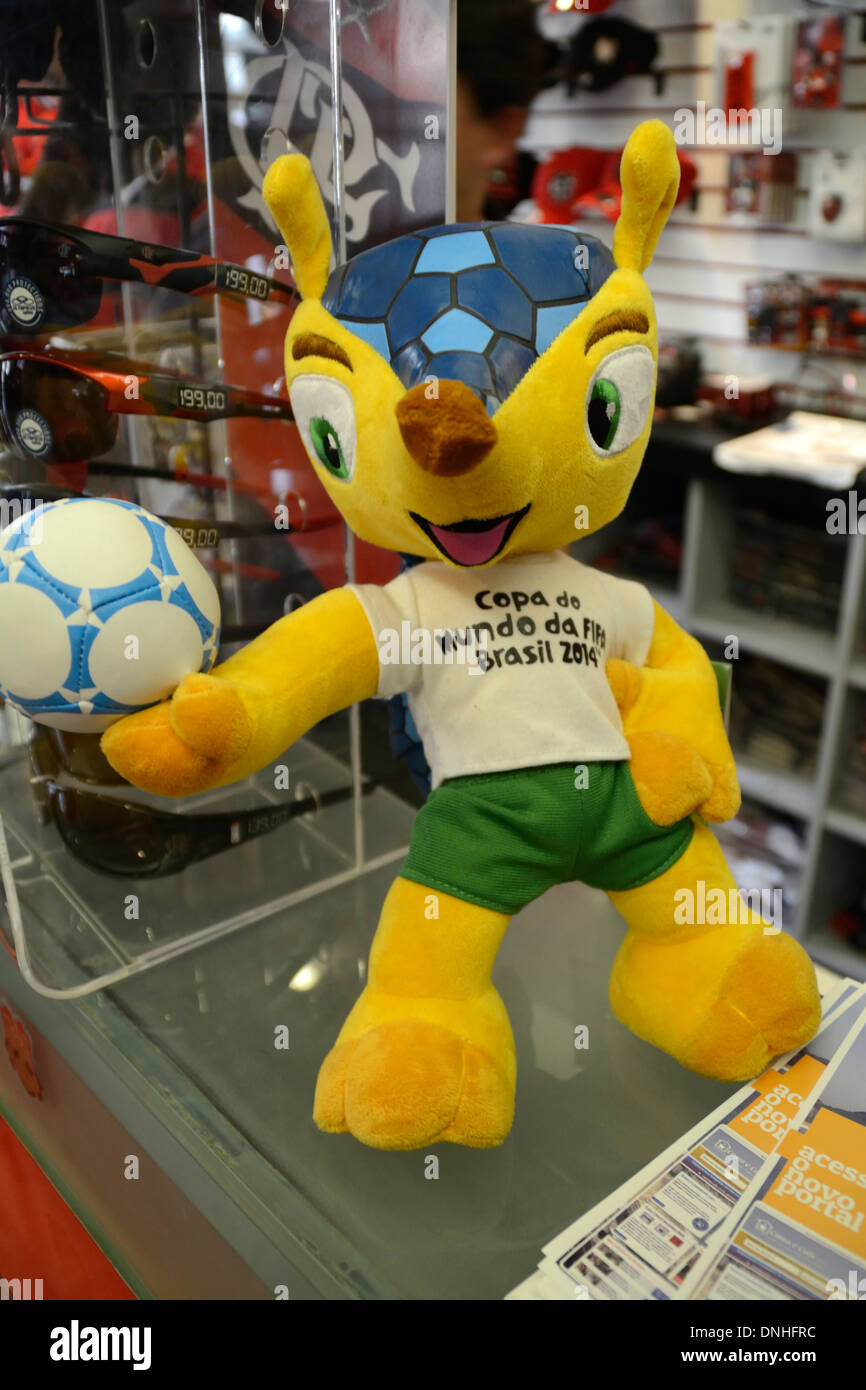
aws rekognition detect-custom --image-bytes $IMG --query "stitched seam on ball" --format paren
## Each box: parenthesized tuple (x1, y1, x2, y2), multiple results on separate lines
(11, 564, 156, 706)
(8, 566, 82, 699)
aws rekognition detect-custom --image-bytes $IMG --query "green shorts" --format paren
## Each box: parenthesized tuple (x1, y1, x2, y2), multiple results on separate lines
(402, 761, 695, 916)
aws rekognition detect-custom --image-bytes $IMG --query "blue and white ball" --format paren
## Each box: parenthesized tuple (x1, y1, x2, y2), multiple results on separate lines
(0, 497, 220, 731)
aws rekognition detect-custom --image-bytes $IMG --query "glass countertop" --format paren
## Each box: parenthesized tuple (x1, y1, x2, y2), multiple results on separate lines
(55, 859, 740, 1299)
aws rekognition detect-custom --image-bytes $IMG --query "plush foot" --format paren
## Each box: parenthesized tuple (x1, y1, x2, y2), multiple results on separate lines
(609, 924, 821, 1082)
(314, 987, 516, 1150)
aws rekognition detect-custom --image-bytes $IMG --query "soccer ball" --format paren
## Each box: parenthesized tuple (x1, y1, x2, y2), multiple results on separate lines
(0, 497, 221, 731)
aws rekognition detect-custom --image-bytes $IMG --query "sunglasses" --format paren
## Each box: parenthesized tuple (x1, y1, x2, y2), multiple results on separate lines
(0, 217, 295, 334)
(27, 726, 371, 879)
(50, 457, 308, 509)
(0, 350, 294, 465)
(0, 481, 335, 546)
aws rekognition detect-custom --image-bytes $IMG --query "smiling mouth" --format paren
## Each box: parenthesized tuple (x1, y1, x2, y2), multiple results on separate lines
(410, 504, 531, 566)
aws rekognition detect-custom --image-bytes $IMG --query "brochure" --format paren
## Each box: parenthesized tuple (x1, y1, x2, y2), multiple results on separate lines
(682, 997, 866, 1300)
(505, 979, 859, 1300)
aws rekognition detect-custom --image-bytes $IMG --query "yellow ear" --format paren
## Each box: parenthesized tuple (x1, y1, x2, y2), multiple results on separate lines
(612, 121, 680, 274)
(262, 153, 333, 301)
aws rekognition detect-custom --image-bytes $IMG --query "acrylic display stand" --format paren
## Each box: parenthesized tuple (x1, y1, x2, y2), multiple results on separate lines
(0, 0, 448, 997)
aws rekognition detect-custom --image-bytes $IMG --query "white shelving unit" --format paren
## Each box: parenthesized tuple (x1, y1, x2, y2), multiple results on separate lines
(675, 472, 865, 978)
(577, 448, 866, 979)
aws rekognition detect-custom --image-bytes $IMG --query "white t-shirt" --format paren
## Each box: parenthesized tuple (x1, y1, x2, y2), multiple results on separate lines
(349, 550, 655, 789)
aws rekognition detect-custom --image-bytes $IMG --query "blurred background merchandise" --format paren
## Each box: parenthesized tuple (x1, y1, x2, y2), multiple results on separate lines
(507, 0, 866, 980)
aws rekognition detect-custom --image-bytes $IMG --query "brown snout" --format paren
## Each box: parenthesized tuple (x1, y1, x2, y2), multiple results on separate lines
(395, 380, 497, 477)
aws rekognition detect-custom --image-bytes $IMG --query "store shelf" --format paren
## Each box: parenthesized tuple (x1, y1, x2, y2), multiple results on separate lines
(805, 926, 866, 984)
(825, 805, 866, 847)
(734, 757, 815, 821)
(690, 602, 836, 676)
(849, 658, 866, 691)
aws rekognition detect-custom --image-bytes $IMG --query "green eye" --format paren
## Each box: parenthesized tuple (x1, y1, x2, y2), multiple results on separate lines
(309, 417, 349, 477)
(587, 378, 621, 451)
(585, 347, 655, 458)
(291, 377, 356, 480)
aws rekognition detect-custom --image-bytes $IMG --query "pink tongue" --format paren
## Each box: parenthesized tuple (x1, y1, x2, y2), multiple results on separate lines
(429, 517, 511, 566)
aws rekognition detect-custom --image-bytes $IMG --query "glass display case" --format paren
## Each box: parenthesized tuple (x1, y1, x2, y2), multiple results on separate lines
(0, 867, 751, 1299)
(2, 0, 839, 1306)
(0, 0, 448, 996)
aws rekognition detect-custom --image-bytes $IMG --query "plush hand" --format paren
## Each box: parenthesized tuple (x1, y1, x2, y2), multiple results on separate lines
(101, 672, 258, 798)
(607, 602, 740, 827)
(101, 589, 381, 799)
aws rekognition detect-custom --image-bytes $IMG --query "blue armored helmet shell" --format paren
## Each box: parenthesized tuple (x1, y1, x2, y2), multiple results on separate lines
(320, 222, 616, 415)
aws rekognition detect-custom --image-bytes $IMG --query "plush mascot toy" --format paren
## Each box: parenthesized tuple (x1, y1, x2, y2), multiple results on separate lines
(102, 120, 820, 1151)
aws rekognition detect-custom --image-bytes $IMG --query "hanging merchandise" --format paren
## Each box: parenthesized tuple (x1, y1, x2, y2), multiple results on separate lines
(792, 13, 846, 109)
(746, 275, 811, 350)
(727, 151, 798, 222)
(578, 148, 697, 222)
(568, 147, 625, 221)
(532, 146, 697, 225)
(808, 149, 866, 242)
(714, 15, 795, 129)
(809, 278, 866, 356)
(555, 17, 662, 96)
(530, 147, 607, 223)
